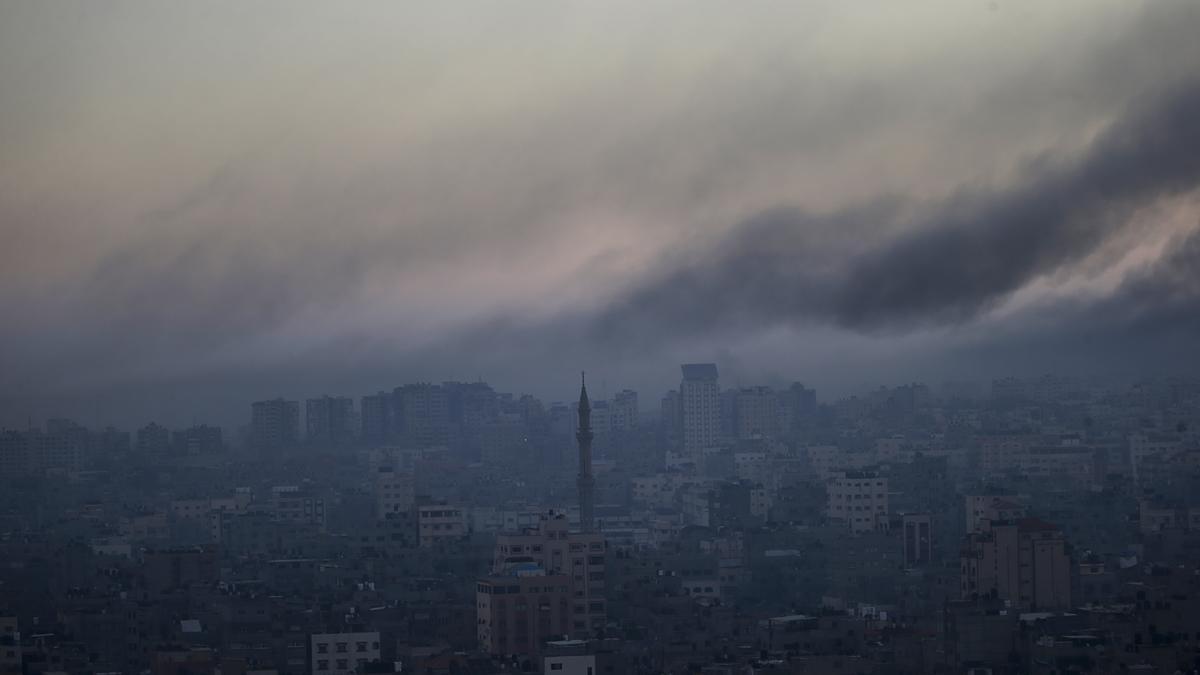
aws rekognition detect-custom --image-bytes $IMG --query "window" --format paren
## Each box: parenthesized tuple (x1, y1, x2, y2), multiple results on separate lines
(336, 659, 347, 670)
(317, 660, 329, 670)
(356, 641, 367, 652)
(317, 643, 329, 654)
(550, 664, 564, 671)
(336, 642, 348, 653)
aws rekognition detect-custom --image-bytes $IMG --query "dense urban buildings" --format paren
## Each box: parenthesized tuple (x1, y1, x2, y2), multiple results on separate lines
(7, 2, 1200, 672)
(3, 369, 1200, 674)
(251, 398, 300, 452)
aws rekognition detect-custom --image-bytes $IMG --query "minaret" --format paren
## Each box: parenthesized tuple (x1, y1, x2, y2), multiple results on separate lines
(576, 371, 596, 532)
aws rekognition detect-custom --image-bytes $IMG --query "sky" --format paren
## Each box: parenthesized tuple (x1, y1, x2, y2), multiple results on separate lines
(2, 0, 1199, 429)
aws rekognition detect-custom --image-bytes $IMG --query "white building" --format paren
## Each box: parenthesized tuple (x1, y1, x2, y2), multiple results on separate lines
(827, 470, 889, 533)
(373, 466, 414, 519)
(310, 631, 380, 675)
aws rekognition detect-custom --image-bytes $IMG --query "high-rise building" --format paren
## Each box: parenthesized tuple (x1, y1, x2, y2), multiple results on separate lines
(394, 383, 450, 448)
(577, 374, 595, 533)
(960, 517, 1071, 610)
(171, 425, 223, 454)
(680, 363, 720, 456)
(902, 513, 933, 568)
(661, 390, 682, 446)
(136, 422, 171, 456)
(734, 386, 778, 439)
(476, 572, 571, 657)
(609, 389, 639, 432)
(88, 426, 131, 456)
(360, 391, 392, 443)
(251, 398, 299, 451)
(0, 430, 29, 477)
(492, 513, 606, 637)
(306, 395, 355, 444)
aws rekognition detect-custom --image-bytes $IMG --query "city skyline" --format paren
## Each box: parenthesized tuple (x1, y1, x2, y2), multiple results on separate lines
(4, 3, 1200, 672)
(3, 1, 1200, 428)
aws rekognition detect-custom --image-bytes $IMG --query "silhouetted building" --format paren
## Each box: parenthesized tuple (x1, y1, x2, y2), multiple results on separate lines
(394, 383, 449, 448)
(609, 389, 638, 432)
(360, 391, 392, 443)
(493, 514, 606, 637)
(661, 390, 682, 446)
(735, 386, 778, 439)
(137, 422, 171, 455)
(680, 363, 720, 457)
(251, 398, 299, 451)
(306, 395, 355, 444)
(960, 517, 1071, 610)
(476, 572, 571, 657)
(902, 513, 932, 568)
(171, 424, 223, 454)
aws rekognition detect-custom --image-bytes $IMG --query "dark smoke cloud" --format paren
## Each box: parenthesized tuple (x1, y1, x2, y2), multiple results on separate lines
(598, 81, 1200, 336)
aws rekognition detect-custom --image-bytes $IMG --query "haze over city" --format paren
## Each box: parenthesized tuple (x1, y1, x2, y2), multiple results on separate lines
(3, 3, 1200, 675)
(4, 1, 1200, 428)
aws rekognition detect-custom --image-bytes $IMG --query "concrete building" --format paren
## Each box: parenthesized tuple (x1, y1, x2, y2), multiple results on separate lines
(960, 517, 1071, 610)
(0, 430, 29, 477)
(30, 423, 87, 473)
(680, 363, 720, 457)
(394, 383, 450, 448)
(476, 571, 571, 657)
(1019, 445, 1099, 486)
(492, 514, 606, 637)
(171, 424, 223, 455)
(310, 632, 380, 675)
(251, 399, 300, 451)
(373, 465, 414, 519)
(542, 640, 625, 675)
(965, 496, 1025, 534)
(269, 486, 326, 530)
(143, 546, 218, 596)
(734, 386, 778, 439)
(417, 502, 467, 547)
(902, 513, 932, 568)
(0, 616, 20, 675)
(137, 422, 172, 456)
(660, 390, 682, 447)
(609, 389, 638, 433)
(827, 470, 889, 533)
(305, 396, 355, 444)
(359, 391, 392, 443)
(1129, 432, 1182, 485)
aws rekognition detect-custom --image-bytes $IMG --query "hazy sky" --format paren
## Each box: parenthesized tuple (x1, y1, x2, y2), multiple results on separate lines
(2, 1, 1199, 428)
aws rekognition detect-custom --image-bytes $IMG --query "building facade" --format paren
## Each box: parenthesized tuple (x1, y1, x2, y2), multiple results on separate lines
(680, 363, 720, 457)
(251, 399, 300, 451)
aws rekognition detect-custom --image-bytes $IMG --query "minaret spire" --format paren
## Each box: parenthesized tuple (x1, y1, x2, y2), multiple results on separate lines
(576, 371, 595, 532)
